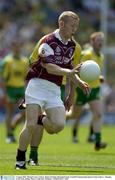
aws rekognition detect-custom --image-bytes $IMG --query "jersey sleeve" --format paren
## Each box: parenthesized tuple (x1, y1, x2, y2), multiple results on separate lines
(29, 41, 40, 65)
(29, 36, 46, 65)
(1, 56, 11, 81)
(72, 43, 81, 67)
(22, 56, 30, 77)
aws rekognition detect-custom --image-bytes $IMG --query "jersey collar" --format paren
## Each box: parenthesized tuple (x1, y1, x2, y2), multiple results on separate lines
(54, 29, 70, 45)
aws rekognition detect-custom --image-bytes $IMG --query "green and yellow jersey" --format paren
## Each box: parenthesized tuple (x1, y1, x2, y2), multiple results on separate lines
(1, 54, 29, 87)
(81, 48, 104, 88)
(29, 36, 46, 65)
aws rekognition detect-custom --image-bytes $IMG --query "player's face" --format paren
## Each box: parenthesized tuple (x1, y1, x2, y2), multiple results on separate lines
(93, 36, 103, 51)
(12, 43, 21, 55)
(63, 17, 79, 39)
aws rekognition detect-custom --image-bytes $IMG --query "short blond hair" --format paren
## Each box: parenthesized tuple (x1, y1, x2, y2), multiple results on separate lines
(90, 32, 104, 41)
(58, 11, 79, 23)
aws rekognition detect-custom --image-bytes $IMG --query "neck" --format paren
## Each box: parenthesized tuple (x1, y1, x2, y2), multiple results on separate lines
(93, 48, 100, 56)
(13, 53, 20, 59)
(59, 30, 69, 44)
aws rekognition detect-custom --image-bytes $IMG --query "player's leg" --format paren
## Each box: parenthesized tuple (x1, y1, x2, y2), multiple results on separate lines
(28, 109, 44, 166)
(5, 87, 25, 143)
(29, 125, 44, 165)
(67, 87, 86, 143)
(15, 104, 41, 169)
(89, 99, 107, 150)
(5, 99, 16, 143)
(39, 106, 66, 134)
(28, 107, 65, 166)
(11, 111, 25, 130)
(18, 99, 44, 166)
(28, 106, 65, 166)
(16, 78, 65, 169)
(87, 120, 95, 142)
(28, 84, 65, 166)
(66, 104, 82, 143)
(11, 87, 26, 130)
(37, 79, 66, 134)
(14, 99, 43, 166)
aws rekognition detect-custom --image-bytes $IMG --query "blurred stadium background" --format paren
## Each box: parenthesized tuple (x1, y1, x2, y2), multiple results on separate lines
(0, 0, 115, 124)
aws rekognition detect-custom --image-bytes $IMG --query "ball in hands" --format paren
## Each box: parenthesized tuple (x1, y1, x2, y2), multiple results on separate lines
(80, 60, 101, 82)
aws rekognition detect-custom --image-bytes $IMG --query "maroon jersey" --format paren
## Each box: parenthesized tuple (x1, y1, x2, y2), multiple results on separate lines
(26, 32, 76, 86)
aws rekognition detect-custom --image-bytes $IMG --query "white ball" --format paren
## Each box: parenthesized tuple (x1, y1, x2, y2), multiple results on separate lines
(38, 43, 54, 57)
(80, 60, 101, 82)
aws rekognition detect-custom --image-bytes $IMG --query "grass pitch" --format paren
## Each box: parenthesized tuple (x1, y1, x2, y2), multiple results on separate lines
(0, 122, 115, 175)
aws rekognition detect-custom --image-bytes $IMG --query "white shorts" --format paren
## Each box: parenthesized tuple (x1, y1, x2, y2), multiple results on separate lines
(25, 78, 64, 110)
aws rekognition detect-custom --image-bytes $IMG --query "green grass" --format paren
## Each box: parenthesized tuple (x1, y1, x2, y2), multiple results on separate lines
(0, 122, 115, 175)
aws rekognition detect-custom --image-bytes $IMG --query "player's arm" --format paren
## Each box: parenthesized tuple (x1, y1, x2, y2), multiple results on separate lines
(40, 42, 82, 77)
(99, 75, 105, 83)
(64, 43, 82, 110)
(0, 57, 10, 82)
(64, 77, 76, 111)
(38, 42, 76, 76)
(0, 57, 10, 94)
(40, 43, 90, 95)
(42, 62, 74, 76)
(99, 54, 105, 83)
(42, 57, 90, 95)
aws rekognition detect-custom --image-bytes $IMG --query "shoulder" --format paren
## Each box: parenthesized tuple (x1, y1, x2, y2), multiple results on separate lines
(82, 48, 92, 55)
(20, 55, 28, 63)
(75, 42, 81, 51)
(20, 55, 28, 61)
(72, 40, 81, 55)
(4, 53, 12, 60)
(71, 38, 81, 52)
(3, 54, 13, 64)
(80, 48, 93, 61)
(40, 33, 54, 45)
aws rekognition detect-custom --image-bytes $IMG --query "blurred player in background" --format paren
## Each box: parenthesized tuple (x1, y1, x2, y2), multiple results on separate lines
(15, 11, 90, 169)
(0, 39, 28, 143)
(67, 32, 107, 150)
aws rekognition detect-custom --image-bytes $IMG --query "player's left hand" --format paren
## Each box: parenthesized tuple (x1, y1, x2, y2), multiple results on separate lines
(70, 74, 91, 95)
(64, 95, 74, 111)
(99, 75, 105, 83)
(78, 79, 91, 95)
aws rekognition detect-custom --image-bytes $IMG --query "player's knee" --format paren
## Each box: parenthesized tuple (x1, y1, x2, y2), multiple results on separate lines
(53, 121, 65, 133)
(45, 129, 55, 134)
(45, 121, 65, 134)
(93, 111, 102, 120)
(26, 123, 36, 134)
